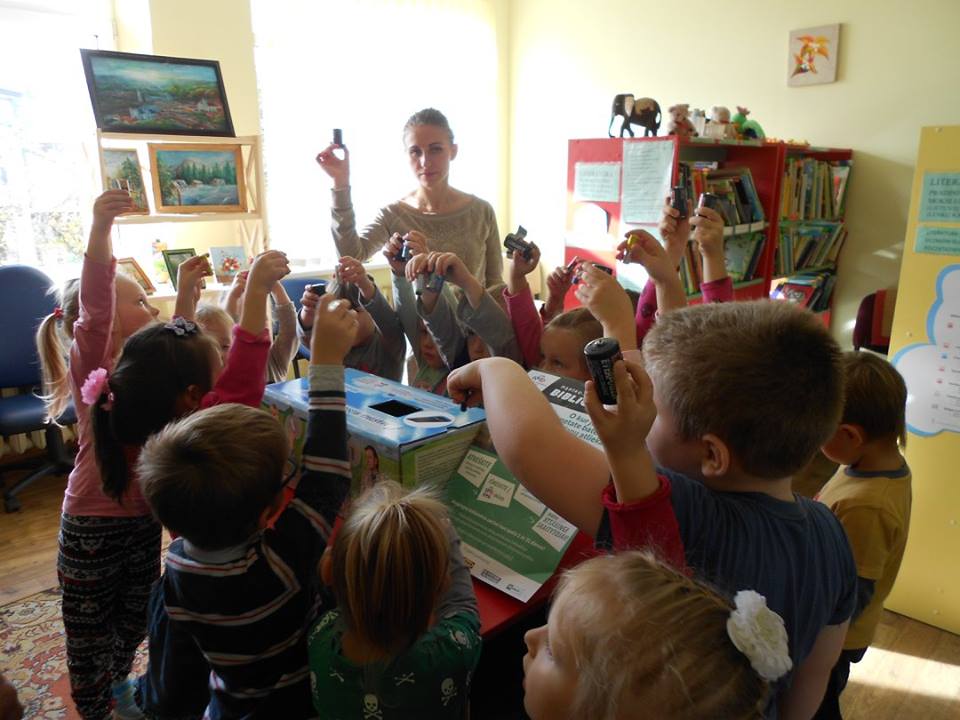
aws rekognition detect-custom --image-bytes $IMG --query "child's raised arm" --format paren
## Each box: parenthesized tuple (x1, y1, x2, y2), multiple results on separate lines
(503, 247, 547, 368)
(448, 358, 609, 536)
(575, 264, 638, 351)
(240, 250, 289, 336)
(542, 264, 573, 324)
(173, 255, 212, 321)
(87, 190, 134, 263)
(624, 231, 687, 316)
(583, 360, 659, 504)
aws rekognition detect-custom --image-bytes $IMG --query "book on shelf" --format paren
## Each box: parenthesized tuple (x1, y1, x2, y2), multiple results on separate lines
(678, 229, 766, 293)
(770, 268, 837, 312)
(775, 222, 847, 275)
(678, 162, 765, 225)
(781, 157, 852, 221)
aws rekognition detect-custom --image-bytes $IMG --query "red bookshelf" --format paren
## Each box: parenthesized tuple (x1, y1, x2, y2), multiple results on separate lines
(564, 137, 852, 318)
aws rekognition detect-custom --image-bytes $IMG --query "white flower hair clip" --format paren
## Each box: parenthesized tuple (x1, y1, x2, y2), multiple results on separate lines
(726, 590, 793, 682)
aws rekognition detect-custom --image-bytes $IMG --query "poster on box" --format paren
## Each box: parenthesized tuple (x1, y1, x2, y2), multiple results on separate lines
(446, 371, 600, 602)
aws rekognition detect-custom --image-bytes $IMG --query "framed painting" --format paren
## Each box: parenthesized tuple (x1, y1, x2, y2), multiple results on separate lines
(80, 49, 235, 137)
(209, 245, 248, 284)
(100, 149, 149, 214)
(162, 248, 204, 291)
(788, 24, 840, 87)
(117, 257, 156, 294)
(149, 143, 247, 213)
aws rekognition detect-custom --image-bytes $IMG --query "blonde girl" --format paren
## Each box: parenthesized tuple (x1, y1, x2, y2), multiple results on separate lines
(35, 190, 161, 719)
(309, 481, 481, 719)
(522, 551, 792, 720)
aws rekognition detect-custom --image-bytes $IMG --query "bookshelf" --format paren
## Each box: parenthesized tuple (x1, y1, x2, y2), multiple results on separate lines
(564, 137, 852, 317)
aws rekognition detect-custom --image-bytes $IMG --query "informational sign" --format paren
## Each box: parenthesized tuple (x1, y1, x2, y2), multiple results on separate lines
(447, 372, 600, 602)
(915, 226, 960, 256)
(573, 162, 621, 203)
(920, 172, 960, 222)
(621, 139, 673, 224)
(892, 264, 960, 436)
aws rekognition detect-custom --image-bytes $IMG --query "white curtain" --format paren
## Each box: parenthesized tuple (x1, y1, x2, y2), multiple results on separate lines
(251, 0, 503, 268)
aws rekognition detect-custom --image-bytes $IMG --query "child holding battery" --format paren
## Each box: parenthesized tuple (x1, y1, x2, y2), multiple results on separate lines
(446, 299, 858, 718)
(620, 193, 732, 346)
(403, 249, 521, 370)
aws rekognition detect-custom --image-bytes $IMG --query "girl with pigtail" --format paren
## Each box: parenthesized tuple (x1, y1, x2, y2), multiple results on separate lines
(36, 189, 290, 720)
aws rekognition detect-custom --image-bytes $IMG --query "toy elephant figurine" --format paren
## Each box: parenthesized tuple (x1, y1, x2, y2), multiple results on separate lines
(608, 94, 661, 138)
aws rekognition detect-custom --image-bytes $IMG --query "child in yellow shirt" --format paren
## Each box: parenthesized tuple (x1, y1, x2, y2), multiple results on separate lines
(815, 352, 912, 718)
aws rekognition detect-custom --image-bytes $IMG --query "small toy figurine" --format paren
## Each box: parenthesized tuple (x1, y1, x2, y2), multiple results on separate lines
(664, 104, 697, 138)
(732, 106, 766, 140)
(608, 94, 661, 138)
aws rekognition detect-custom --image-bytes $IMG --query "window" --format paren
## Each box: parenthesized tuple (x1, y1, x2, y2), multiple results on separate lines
(0, 1, 113, 282)
(251, 0, 503, 269)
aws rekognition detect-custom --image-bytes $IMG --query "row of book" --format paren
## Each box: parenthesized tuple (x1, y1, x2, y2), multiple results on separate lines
(678, 231, 766, 294)
(679, 161, 766, 226)
(770, 268, 837, 312)
(780, 157, 852, 221)
(775, 221, 847, 275)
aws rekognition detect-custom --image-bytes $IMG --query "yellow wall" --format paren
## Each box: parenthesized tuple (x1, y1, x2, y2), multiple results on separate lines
(885, 126, 960, 634)
(507, 0, 960, 344)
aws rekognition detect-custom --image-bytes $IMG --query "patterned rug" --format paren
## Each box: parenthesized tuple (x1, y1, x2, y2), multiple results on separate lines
(0, 587, 148, 720)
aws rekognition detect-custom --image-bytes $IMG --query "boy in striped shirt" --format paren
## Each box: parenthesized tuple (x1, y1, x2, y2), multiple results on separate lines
(136, 294, 360, 719)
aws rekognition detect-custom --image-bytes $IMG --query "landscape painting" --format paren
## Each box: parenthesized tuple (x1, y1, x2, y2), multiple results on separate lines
(149, 144, 247, 213)
(81, 49, 234, 136)
(101, 149, 149, 213)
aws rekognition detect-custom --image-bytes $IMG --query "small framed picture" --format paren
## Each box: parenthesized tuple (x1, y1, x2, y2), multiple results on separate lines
(149, 143, 247, 213)
(209, 245, 248, 284)
(162, 248, 207, 291)
(100, 149, 150, 214)
(117, 257, 156, 295)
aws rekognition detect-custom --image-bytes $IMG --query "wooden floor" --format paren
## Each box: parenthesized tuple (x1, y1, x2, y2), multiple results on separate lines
(1, 472, 959, 718)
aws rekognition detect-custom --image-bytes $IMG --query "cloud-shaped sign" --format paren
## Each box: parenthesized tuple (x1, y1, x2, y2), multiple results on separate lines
(892, 264, 960, 437)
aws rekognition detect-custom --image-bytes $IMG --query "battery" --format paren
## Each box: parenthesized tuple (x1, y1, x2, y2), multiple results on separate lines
(503, 225, 532, 260)
(698, 192, 721, 213)
(414, 274, 428, 295)
(305, 281, 328, 296)
(584, 337, 623, 405)
(333, 128, 343, 147)
(393, 241, 413, 263)
(426, 271, 446, 294)
(672, 185, 688, 218)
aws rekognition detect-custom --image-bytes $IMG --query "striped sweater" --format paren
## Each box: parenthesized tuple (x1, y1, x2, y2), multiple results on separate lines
(159, 364, 349, 719)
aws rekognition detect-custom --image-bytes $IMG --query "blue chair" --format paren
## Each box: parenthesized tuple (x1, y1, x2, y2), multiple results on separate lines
(0, 265, 75, 512)
(279, 276, 327, 378)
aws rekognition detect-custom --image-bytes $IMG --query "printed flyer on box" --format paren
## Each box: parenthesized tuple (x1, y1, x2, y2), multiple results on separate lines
(446, 371, 601, 602)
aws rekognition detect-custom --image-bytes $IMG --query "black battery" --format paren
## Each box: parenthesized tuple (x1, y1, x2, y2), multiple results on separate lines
(698, 192, 721, 213)
(672, 185, 688, 218)
(503, 225, 532, 260)
(305, 281, 328, 296)
(584, 337, 623, 405)
(333, 128, 343, 147)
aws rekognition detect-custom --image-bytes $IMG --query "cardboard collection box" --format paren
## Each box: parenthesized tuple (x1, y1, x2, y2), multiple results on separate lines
(263, 369, 486, 493)
(446, 370, 600, 601)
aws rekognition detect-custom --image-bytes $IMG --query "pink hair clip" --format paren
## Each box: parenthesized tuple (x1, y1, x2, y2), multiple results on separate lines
(80, 367, 113, 410)
(53, 307, 64, 320)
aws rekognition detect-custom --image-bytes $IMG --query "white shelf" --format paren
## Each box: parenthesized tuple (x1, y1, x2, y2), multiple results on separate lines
(722, 221, 768, 237)
(99, 132, 260, 145)
(116, 212, 262, 225)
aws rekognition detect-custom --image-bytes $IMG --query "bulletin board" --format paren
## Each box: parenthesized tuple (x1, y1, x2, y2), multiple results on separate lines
(886, 126, 960, 634)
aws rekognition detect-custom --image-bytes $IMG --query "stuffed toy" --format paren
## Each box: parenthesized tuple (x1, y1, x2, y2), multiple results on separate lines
(664, 104, 696, 137)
